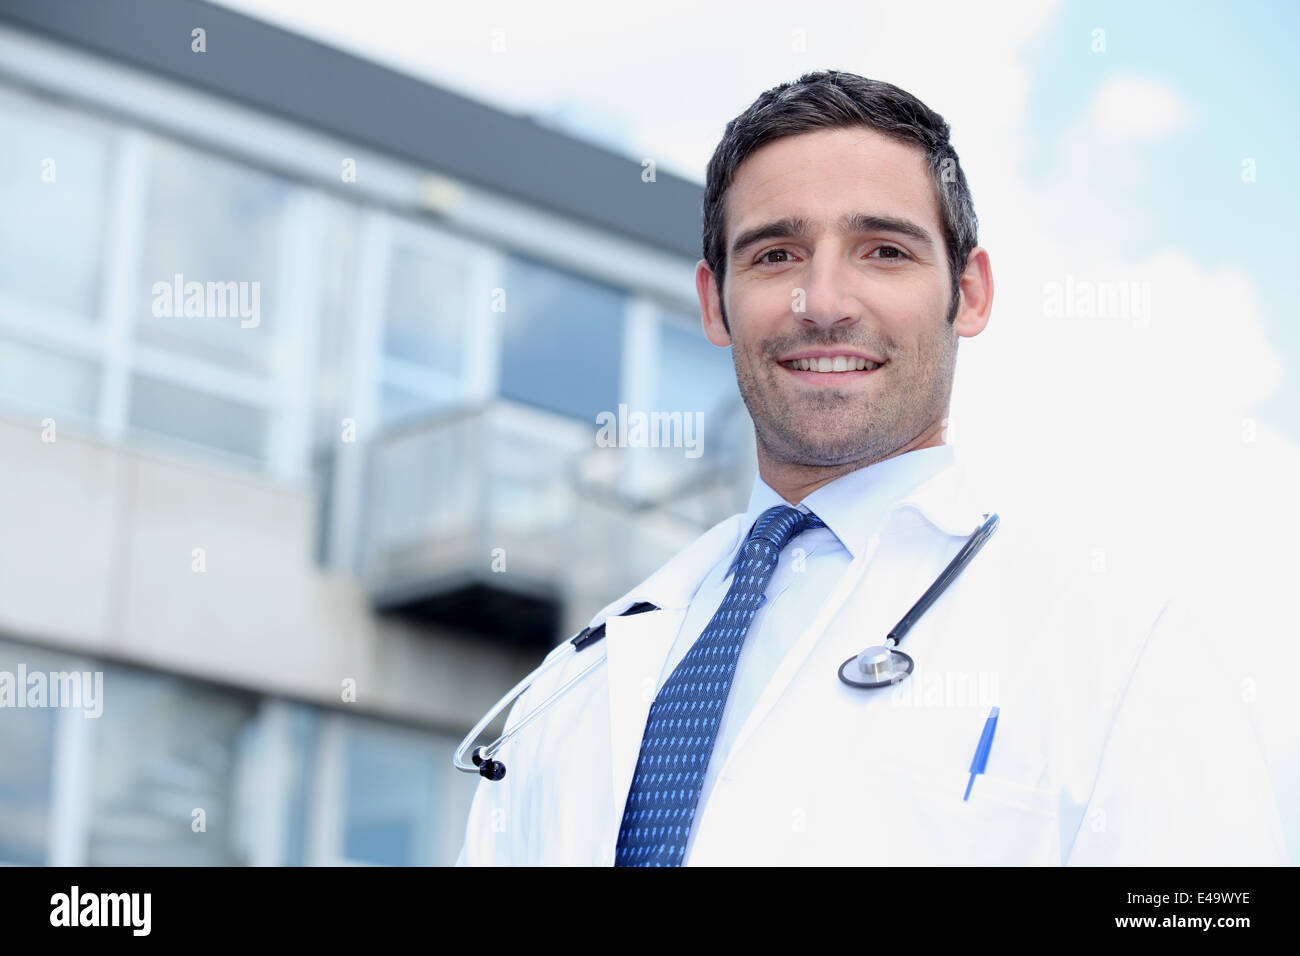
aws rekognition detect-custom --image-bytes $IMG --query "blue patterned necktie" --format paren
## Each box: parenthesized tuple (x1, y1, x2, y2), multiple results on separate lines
(614, 504, 826, 866)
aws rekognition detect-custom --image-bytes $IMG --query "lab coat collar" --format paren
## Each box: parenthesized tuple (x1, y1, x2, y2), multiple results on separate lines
(889, 448, 993, 537)
(728, 443, 959, 568)
(584, 448, 990, 628)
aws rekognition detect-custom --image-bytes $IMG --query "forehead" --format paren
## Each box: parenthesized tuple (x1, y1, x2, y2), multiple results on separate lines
(724, 126, 941, 241)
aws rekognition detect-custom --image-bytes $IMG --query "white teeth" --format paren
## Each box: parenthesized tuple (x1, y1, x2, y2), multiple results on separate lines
(785, 356, 881, 373)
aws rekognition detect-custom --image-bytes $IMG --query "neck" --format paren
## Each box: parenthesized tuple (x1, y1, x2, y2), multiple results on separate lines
(756, 424, 947, 505)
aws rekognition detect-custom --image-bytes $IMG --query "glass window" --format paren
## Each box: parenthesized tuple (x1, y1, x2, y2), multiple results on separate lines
(383, 242, 466, 379)
(341, 718, 440, 866)
(312, 200, 362, 446)
(376, 226, 477, 426)
(281, 705, 320, 867)
(497, 255, 625, 421)
(134, 137, 290, 375)
(0, 336, 100, 420)
(87, 665, 259, 865)
(379, 383, 451, 428)
(127, 374, 268, 463)
(0, 85, 111, 320)
(617, 312, 742, 502)
(655, 313, 738, 420)
(0, 640, 60, 865)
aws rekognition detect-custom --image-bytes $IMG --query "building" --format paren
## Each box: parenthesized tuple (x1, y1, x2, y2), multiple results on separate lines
(0, 0, 752, 865)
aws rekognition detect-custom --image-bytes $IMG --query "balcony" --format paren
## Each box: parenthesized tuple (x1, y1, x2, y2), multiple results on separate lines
(359, 399, 753, 649)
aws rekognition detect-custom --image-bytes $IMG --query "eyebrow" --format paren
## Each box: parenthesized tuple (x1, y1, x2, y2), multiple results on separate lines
(729, 212, 937, 261)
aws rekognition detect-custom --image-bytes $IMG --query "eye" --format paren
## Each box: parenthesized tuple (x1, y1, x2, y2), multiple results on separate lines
(868, 245, 910, 261)
(756, 248, 796, 266)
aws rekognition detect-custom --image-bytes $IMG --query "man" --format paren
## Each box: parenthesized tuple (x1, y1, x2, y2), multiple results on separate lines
(456, 70, 1288, 866)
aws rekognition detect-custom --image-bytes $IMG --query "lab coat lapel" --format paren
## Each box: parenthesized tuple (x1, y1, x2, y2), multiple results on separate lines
(599, 512, 748, 845)
(709, 459, 992, 786)
(603, 608, 685, 844)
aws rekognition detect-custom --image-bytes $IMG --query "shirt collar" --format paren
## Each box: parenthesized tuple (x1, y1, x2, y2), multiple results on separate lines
(726, 444, 986, 578)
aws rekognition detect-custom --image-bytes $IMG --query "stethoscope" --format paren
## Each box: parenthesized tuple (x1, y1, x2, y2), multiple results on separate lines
(454, 512, 999, 780)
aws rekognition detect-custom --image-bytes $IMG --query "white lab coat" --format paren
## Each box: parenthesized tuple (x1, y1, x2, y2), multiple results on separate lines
(456, 459, 1289, 865)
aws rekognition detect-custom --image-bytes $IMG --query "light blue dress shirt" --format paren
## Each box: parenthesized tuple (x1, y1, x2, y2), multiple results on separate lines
(655, 442, 957, 860)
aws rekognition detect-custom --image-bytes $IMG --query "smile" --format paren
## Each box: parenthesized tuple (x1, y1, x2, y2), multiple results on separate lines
(779, 355, 884, 373)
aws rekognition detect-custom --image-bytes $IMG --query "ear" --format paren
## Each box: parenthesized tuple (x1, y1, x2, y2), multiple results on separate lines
(697, 259, 732, 346)
(952, 246, 993, 339)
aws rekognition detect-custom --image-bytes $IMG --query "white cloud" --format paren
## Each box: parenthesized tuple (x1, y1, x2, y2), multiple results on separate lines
(1085, 73, 1196, 142)
(955, 71, 1285, 544)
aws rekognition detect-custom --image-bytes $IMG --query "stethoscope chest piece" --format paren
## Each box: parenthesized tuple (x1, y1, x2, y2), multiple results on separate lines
(838, 644, 914, 689)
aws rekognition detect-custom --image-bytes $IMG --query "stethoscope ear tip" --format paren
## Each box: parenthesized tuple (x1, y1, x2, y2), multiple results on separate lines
(472, 748, 506, 780)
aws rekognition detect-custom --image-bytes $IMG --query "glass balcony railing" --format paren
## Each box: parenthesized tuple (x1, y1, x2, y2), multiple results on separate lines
(359, 398, 753, 645)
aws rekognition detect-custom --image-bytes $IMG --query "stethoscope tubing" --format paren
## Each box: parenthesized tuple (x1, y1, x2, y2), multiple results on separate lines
(452, 643, 577, 774)
(887, 512, 999, 646)
(455, 513, 999, 777)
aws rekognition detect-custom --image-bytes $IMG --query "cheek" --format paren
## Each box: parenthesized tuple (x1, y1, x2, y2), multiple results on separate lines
(729, 297, 785, 359)
(873, 287, 946, 347)
(874, 278, 942, 319)
(733, 281, 793, 323)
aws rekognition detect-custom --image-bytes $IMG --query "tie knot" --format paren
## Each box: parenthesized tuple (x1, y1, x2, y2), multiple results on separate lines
(746, 504, 824, 551)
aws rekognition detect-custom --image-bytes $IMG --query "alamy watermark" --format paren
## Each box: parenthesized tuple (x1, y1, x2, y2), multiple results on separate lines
(50, 886, 150, 936)
(595, 404, 703, 458)
(0, 665, 103, 718)
(888, 669, 999, 709)
(1043, 273, 1151, 326)
(151, 272, 260, 328)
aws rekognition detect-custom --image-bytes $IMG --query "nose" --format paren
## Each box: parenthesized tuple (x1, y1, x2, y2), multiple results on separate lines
(794, 248, 863, 331)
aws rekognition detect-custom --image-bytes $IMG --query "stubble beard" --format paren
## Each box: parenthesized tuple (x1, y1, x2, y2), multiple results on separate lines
(732, 317, 957, 470)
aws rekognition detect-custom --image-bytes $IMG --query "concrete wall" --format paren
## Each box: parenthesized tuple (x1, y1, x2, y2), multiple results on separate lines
(0, 413, 535, 732)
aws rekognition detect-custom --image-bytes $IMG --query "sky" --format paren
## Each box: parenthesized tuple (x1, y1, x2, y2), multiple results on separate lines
(206, 0, 1300, 846)
(203, 0, 1299, 445)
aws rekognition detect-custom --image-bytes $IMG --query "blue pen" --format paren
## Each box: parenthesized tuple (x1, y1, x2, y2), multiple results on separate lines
(963, 705, 1000, 800)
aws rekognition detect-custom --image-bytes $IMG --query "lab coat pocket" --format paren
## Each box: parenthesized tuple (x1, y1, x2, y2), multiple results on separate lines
(958, 768, 1057, 815)
(889, 764, 1060, 868)
(851, 763, 1060, 865)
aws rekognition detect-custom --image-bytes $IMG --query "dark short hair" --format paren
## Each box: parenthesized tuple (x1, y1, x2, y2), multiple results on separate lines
(702, 69, 978, 330)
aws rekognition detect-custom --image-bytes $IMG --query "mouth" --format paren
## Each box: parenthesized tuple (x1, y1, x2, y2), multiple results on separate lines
(777, 353, 886, 383)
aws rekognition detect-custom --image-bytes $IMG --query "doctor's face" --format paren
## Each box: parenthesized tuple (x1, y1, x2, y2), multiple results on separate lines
(697, 126, 988, 475)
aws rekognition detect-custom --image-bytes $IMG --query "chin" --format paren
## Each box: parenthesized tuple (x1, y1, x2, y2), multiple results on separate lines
(778, 434, 878, 465)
